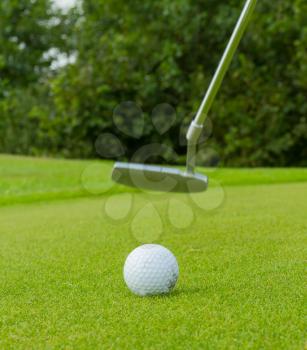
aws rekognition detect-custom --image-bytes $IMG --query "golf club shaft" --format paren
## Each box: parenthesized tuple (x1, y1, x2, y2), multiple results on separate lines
(186, 0, 257, 146)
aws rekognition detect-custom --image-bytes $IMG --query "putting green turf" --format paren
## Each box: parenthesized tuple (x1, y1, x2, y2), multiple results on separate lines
(0, 155, 306, 349)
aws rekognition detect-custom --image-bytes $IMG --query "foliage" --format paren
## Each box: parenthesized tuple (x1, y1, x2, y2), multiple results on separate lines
(0, 0, 72, 155)
(0, 0, 306, 166)
(0, 0, 68, 86)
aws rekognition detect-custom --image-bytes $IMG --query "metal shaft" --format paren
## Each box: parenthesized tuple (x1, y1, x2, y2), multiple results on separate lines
(186, 0, 257, 173)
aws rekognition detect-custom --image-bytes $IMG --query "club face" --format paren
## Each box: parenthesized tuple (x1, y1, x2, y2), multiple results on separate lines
(112, 162, 208, 193)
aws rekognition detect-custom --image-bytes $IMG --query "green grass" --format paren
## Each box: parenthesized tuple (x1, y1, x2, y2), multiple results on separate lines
(0, 155, 306, 349)
(0, 154, 306, 205)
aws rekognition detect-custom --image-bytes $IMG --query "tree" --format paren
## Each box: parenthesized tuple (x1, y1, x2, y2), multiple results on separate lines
(0, 0, 71, 154)
(1, 0, 306, 165)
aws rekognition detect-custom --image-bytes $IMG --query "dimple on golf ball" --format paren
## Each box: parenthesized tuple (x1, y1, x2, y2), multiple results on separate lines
(123, 244, 179, 296)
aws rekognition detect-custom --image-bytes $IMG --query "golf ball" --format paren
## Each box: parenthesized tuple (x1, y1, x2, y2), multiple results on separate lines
(123, 244, 179, 296)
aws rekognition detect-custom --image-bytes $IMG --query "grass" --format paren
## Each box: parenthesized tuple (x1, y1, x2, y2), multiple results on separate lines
(0, 155, 306, 349)
(0, 154, 306, 205)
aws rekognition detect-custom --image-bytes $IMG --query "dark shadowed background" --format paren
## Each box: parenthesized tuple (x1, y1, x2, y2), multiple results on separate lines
(0, 0, 306, 166)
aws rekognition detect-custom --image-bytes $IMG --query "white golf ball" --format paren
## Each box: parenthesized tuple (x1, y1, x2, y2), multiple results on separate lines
(123, 244, 179, 296)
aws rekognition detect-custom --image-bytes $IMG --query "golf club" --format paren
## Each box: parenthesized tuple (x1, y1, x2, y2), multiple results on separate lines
(112, 0, 257, 193)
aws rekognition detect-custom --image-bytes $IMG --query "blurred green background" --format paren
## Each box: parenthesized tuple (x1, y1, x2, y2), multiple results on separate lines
(0, 0, 306, 166)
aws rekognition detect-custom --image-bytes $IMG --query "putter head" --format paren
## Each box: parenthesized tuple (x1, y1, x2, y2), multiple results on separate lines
(112, 162, 208, 193)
